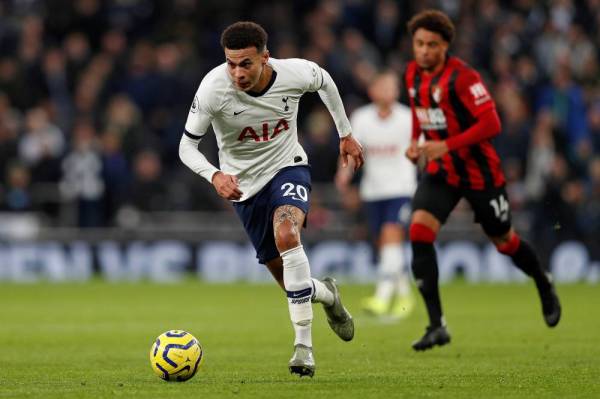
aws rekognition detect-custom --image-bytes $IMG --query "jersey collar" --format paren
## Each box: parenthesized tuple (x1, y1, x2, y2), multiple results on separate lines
(246, 69, 278, 97)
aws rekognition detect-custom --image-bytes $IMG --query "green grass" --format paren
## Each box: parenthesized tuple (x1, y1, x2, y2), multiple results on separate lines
(0, 281, 598, 398)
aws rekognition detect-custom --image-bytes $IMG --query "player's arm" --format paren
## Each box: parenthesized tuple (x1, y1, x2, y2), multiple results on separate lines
(179, 88, 242, 201)
(421, 70, 501, 160)
(308, 62, 364, 171)
(334, 155, 355, 191)
(443, 108, 500, 150)
(179, 135, 242, 200)
(334, 113, 359, 191)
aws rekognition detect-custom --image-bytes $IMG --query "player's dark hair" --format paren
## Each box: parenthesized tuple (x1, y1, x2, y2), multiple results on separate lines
(220, 21, 268, 51)
(407, 9, 455, 43)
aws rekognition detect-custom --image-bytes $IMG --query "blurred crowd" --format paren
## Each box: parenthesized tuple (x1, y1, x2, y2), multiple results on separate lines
(0, 0, 598, 248)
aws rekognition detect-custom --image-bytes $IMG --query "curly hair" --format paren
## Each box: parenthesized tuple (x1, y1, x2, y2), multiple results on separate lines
(220, 21, 268, 51)
(407, 10, 455, 43)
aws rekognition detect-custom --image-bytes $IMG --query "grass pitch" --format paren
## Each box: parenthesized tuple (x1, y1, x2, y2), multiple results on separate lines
(0, 281, 598, 398)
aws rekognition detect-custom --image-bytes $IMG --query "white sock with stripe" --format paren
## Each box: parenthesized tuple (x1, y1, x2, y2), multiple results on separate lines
(281, 245, 313, 348)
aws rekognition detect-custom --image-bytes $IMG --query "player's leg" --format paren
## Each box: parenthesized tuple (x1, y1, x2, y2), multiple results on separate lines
(409, 177, 459, 351)
(273, 204, 353, 377)
(266, 256, 327, 297)
(466, 186, 561, 327)
(265, 255, 333, 305)
(273, 204, 315, 377)
(361, 199, 392, 316)
(472, 186, 562, 327)
(382, 222, 415, 319)
(365, 220, 413, 318)
(265, 257, 284, 290)
(363, 222, 403, 315)
(273, 204, 353, 340)
(410, 210, 442, 322)
(273, 205, 313, 344)
(489, 228, 560, 326)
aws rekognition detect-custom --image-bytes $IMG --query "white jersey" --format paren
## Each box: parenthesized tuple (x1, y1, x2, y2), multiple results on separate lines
(350, 103, 416, 201)
(181, 58, 351, 201)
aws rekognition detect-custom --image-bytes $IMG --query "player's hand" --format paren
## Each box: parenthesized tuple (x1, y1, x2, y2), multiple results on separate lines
(334, 167, 353, 192)
(340, 134, 364, 172)
(405, 140, 420, 164)
(420, 141, 449, 161)
(212, 171, 243, 200)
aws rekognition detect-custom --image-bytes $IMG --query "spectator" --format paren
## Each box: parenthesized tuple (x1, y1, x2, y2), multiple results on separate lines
(18, 106, 64, 184)
(1, 163, 32, 212)
(129, 149, 167, 212)
(59, 119, 105, 227)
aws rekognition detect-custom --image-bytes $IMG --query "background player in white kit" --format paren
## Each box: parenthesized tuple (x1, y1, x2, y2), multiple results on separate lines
(178, 22, 364, 377)
(336, 71, 417, 319)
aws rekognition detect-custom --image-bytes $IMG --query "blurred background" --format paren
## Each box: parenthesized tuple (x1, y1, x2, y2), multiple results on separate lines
(0, 0, 598, 283)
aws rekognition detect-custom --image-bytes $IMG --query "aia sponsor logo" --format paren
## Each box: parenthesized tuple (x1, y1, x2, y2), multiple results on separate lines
(237, 118, 289, 142)
(415, 107, 447, 130)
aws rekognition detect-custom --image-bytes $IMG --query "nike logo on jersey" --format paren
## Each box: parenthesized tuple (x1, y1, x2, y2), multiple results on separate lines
(233, 109, 247, 116)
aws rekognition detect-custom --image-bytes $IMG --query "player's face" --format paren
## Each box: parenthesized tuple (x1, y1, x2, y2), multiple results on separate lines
(368, 74, 399, 106)
(224, 46, 268, 91)
(412, 28, 448, 72)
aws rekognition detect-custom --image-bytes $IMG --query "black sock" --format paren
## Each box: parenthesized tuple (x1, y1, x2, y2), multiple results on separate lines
(510, 240, 550, 289)
(411, 242, 444, 327)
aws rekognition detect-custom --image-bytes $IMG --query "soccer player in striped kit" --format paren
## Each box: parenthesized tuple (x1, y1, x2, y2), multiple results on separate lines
(403, 10, 561, 351)
(179, 21, 363, 376)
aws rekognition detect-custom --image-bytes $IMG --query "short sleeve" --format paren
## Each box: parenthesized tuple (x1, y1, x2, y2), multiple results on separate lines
(184, 78, 218, 138)
(455, 69, 496, 118)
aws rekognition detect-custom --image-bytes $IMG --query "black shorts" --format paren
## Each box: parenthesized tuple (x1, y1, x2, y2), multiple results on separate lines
(412, 174, 512, 237)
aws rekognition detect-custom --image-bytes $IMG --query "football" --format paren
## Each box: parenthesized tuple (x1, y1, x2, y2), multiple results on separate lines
(149, 330, 203, 382)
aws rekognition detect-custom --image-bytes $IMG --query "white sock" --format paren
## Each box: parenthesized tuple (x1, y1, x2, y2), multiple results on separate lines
(311, 278, 334, 306)
(281, 245, 313, 348)
(374, 244, 404, 302)
(395, 273, 412, 297)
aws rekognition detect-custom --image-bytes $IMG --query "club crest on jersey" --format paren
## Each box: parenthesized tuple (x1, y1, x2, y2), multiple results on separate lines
(431, 85, 442, 103)
(282, 97, 289, 111)
(237, 118, 289, 142)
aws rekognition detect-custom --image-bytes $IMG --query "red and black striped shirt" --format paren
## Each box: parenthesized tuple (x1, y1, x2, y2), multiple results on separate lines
(405, 56, 505, 190)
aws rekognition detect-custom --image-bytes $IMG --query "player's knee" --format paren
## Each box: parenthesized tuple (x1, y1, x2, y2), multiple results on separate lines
(409, 223, 437, 244)
(380, 223, 404, 244)
(275, 222, 301, 252)
(495, 232, 521, 256)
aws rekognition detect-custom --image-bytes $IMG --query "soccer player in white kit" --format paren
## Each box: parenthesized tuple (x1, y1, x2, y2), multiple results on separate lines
(178, 22, 364, 377)
(336, 71, 417, 319)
